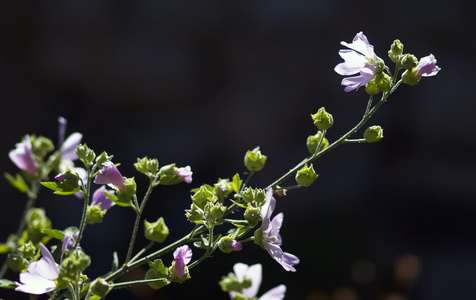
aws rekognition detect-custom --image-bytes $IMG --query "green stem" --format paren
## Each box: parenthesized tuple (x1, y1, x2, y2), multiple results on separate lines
(74, 166, 93, 249)
(112, 278, 169, 290)
(188, 223, 214, 269)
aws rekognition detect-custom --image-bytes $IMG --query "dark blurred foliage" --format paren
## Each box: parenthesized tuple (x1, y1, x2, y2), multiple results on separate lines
(1, 0, 475, 299)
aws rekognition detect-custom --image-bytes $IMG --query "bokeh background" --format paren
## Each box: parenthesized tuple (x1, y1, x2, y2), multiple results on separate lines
(1, 0, 475, 299)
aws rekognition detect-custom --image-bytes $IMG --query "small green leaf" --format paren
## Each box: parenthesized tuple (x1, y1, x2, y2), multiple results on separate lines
(41, 181, 80, 195)
(230, 173, 242, 193)
(41, 229, 65, 240)
(0, 279, 17, 289)
(148, 259, 168, 276)
(4, 173, 28, 193)
(104, 191, 132, 208)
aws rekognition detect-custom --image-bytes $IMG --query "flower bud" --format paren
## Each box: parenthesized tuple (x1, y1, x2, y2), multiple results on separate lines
(115, 177, 136, 204)
(365, 78, 380, 95)
(306, 131, 329, 154)
(90, 277, 112, 299)
(218, 236, 242, 253)
(185, 204, 204, 223)
(402, 54, 418, 70)
(134, 157, 159, 176)
(60, 249, 91, 281)
(244, 205, 261, 227)
(244, 147, 267, 172)
(86, 205, 106, 224)
(375, 72, 392, 92)
(18, 241, 36, 259)
(191, 185, 216, 209)
(76, 144, 96, 167)
(26, 208, 51, 244)
(401, 69, 420, 86)
(388, 39, 404, 63)
(32, 136, 54, 157)
(144, 217, 169, 243)
(364, 125, 384, 143)
(295, 163, 319, 187)
(95, 151, 113, 169)
(311, 107, 333, 130)
(7, 251, 28, 272)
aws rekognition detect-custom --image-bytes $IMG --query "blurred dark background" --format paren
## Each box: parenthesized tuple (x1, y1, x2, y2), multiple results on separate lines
(1, 0, 475, 299)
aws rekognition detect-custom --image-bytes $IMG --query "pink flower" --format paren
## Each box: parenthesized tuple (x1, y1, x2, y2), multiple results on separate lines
(415, 54, 440, 77)
(91, 186, 116, 211)
(176, 166, 193, 183)
(94, 162, 126, 190)
(9, 135, 38, 175)
(335, 31, 378, 92)
(172, 245, 192, 278)
(15, 244, 59, 295)
(258, 189, 299, 272)
(229, 263, 286, 300)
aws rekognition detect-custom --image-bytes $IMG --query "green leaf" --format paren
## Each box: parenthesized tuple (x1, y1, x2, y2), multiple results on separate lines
(193, 234, 222, 249)
(4, 173, 28, 193)
(230, 173, 242, 193)
(104, 191, 132, 208)
(41, 181, 80, 195)
(230, 199, 247, 209)
(148, 259, 168, 276)
(41, 229, 65, 240)
(0, 279, 17, 289)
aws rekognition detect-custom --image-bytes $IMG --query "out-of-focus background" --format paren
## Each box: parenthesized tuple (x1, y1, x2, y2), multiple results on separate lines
(1, 1, 474, 299)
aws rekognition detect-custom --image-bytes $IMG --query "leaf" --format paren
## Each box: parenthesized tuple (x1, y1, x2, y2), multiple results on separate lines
(4, 173, 28, 193)
(41, 229, 65, 240)
(41, 181, 80, 195)
(148, 259, 168, 276)
(104, 191, 132, 208)
(193, 233, 222, 249)
(230, 173, 242, 193)
(0, 279, 17, 289)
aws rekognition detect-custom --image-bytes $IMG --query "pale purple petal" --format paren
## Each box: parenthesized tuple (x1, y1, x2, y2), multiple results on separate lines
(173, 245, 192, 278)
(94, 162, 125, 190)
(92, 186, 116, 210)
(264, 243, 299, 272)
(415, 54, 440, 77)
(340, 31, 375, 58)
(176, 166, 193, 183)
(341, 65, 377, 92)
(259, 284, 286, 300)
(232, 262, 249, 282)
(15, 272, 56, 294)
(58, 117, 67, 146)
(61, 132, 82, 161)
(243, 264, 262, 298)
(230, 240, 242, 251)
(334, 50, 368, 75)
(9, 135, 38, 175)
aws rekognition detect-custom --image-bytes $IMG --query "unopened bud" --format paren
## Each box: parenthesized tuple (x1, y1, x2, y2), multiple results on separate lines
(311, 107, 333, 130)
(295, 163, 319, 187)
(144, 217, 169, 243)
(244, 147, 267, 172)
(364, 125, 384, 143)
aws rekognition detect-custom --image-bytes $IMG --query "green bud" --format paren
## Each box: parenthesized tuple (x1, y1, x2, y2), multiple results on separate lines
(388, 39, 404, 63)
(144, 217, 169, 243)
(306, 131, 329, 155)
(76, 144, 96, 167)
(209, 203, 226, 219)
(115, 177, 136, 204)
(214, 178, 232, 199)
(7, 251, 29, 272)
(401, 68, 420, 86)
(31, 136, 55, 157)
(191, 185, 217, 209)
(86, 205, 106, 224)
(95, 151, 112, 169)
(364, 125, 384, 143)
(185, 204, 204, 223)
(18, 241, 36, 259)
(145, 268, 170, 289)
(295, 163, 319, 187)
(311, 107, 333, 130)
(218, 275, 242, 292)
(401, 54, 418, 70)
(244, 205, 261, 227)
(218, 236, 242, 253)
(365, 78, 380, 95)
(375, 72, 392, 92)
(90, 278, 112, 299)
(244, 147, 267, 172)
(376, 57, 386, 74)
(134, 157, 159, 176)
(156, 163, 185, 185)
(26, 208, 51, 244)
(60, 249, 91, 281)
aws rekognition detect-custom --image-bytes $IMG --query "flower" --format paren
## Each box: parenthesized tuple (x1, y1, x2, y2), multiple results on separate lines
(172, 245, 192, 279)
(415, 54, 440, 77)
(94, 161, 126, 190)
(57, 117, 86, 181)
(229, 263, 286, 300)
(91, 186, 116, 211)
(335, 31, 379, 92)
(62, 231, 79, 254)
(256, 189, 299, 272)
(15, 243, 59, 295)
(9, 135, 38, 175)
(176, 166, 193, 183)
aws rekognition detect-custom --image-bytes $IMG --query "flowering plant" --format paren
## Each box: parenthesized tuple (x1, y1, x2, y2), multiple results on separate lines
(0, 31, 439, 299)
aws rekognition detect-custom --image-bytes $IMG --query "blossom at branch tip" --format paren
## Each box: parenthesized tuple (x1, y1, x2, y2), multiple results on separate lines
(256, 189, 300, 272)
(335, 31, 378, 92)
(172, 245, 192, 279)
(176, 165, 193, 183)
(57, 117, 86, 184)
(94, 161, 126, 190)
(15, 244, 59, 295)
(229, 263, 286, 300)
(415, 54, 440, 77)
(9, 135, 38, 175)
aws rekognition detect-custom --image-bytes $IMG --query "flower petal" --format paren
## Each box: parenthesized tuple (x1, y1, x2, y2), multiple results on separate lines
(259, 284, 286, 300)
(61, 132, 83, 161)
(243, 264, 262, 298)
